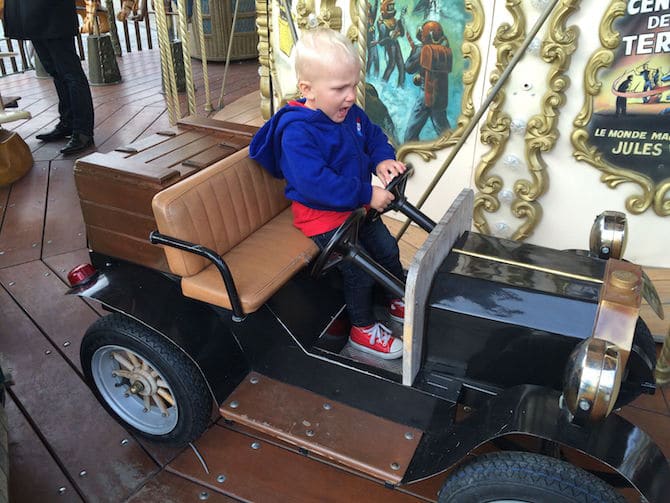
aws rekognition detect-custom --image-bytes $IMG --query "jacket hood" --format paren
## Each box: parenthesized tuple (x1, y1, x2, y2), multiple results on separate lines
(249, 100, 319, 178)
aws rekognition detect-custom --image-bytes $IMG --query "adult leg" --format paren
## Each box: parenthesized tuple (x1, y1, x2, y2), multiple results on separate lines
(31, 39, 73, 133)
(47, 37, 94, 137)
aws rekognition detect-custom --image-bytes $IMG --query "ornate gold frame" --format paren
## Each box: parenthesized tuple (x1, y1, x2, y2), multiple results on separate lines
(472, 0, 525, 236)
(473, 0, 581, 239)
(571, 0, 670, 217)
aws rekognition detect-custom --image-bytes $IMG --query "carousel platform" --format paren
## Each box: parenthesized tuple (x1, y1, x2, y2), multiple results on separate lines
(0, 47, 669, 503)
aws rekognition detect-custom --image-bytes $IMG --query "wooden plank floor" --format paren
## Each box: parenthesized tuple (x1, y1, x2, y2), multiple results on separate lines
(1, 46, 670, 502)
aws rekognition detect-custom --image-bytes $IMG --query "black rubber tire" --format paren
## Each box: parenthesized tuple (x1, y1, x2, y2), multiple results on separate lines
(438, 451, 625, 503)
(80, 313, 211, 446)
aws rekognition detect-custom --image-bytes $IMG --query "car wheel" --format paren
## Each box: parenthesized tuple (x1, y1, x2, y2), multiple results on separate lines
(438, 451, 625, 503)
(80, 313, 211, 446)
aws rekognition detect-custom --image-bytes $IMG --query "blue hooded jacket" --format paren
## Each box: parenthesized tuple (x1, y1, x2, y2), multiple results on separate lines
(249, 100, 396, 211)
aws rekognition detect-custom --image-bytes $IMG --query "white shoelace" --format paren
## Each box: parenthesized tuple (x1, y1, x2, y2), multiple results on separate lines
(364, 323, 393, 346)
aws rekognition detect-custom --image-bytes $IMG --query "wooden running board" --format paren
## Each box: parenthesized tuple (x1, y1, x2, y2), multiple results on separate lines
(219, 372, 423, 484)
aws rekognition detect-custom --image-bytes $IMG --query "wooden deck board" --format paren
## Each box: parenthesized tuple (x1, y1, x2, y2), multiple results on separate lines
(0, 285, 159, 502)
(0, 162, 48, 268)
(5, 395, 83, 503)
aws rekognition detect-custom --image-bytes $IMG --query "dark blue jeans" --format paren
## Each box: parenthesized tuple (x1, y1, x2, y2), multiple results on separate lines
(312, 217, 403, 327)
(32, 37, 94, 137)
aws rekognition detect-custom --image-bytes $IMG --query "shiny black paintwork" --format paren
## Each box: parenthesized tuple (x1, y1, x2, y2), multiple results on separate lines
(403, 384, 670, 502)
(425, 232, 611, 390)
(70, 233, 667, 501)
(74, 252, 250, 404)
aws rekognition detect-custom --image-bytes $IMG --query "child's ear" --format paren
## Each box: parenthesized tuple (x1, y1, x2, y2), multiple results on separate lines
(298, 80, 313, 100)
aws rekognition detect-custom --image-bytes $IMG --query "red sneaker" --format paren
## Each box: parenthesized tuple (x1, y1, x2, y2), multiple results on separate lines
(389, 298, 405, 323)
(349, 322, 402, 360)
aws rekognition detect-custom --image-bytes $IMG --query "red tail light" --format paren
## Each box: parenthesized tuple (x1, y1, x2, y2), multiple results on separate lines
(67, 263, 97, 287)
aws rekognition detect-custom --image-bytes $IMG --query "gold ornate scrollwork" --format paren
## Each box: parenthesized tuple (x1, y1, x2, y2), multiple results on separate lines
(472, 0, 525, 235)
(395, 0, 485, 162)
(571, 0, 670, 217)
(514, 0, 581, 240)
(256, 0, 273, 119)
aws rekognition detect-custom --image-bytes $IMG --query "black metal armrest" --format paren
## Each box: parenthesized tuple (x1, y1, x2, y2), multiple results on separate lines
(149, 231, 245, 321)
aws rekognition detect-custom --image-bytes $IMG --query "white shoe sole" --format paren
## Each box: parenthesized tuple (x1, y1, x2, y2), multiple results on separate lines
(348, 339, 403, 360)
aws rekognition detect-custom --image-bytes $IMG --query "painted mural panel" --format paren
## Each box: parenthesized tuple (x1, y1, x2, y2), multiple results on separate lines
(365, 0, 470, 146)
(573, 0, 670, 216)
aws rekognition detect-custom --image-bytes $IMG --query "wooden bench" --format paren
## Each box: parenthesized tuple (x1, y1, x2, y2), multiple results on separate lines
(151, 147, 318, 318)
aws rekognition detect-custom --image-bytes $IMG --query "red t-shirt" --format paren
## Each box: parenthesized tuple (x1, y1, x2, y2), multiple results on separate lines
(286, 100, 354, 237)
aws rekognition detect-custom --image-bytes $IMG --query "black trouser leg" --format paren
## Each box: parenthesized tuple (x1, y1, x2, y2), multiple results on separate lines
(31, 38, 94, 137)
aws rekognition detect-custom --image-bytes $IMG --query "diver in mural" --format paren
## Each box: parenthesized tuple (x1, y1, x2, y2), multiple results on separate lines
(615, 74, 633, 117)
(636, 63, 654, 103)
(366, 0, 380, 76)
(403, 21, 452, 142)
(375, 0, 406, 87)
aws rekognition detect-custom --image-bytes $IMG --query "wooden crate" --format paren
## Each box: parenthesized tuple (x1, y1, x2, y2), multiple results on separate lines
(74, 116, 259, 272)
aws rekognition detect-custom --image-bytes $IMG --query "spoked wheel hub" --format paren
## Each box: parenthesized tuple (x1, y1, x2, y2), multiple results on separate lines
(91, 345, 178, 435)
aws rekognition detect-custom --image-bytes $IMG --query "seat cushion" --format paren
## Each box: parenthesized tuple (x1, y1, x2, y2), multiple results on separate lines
(181, 208, 318, 313)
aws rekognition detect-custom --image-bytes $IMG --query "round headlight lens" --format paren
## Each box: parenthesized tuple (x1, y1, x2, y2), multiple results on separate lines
(589, 211, 627, 259)
(562, 338, 622, 422)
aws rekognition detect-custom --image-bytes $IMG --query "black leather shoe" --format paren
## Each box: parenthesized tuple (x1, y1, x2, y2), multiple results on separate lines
(36, 124, 72, 142)
(60, 133, 94, 155)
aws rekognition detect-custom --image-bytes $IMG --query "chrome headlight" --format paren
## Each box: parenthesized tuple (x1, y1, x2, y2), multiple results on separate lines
(589, 211, 627, 259)
(563, 338, 622, 422)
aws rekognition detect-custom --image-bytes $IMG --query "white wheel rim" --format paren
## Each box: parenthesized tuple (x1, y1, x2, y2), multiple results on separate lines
(91, 345, 178, 435)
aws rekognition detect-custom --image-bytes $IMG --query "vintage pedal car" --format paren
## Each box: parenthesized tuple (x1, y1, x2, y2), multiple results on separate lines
(69, 147, 669, 502)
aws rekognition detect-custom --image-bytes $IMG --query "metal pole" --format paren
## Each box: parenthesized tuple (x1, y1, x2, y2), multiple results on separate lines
(177, 0, 196, 116)
(217, 0, 241, 109)
(395, 0, 561, 240)
(193, 0, 213, 112)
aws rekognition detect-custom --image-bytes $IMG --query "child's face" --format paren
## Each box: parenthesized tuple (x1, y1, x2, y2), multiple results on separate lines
(299, 61, 360, 123)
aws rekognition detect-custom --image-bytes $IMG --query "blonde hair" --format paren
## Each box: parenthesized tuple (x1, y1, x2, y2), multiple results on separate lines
(295, 27, 360, 81)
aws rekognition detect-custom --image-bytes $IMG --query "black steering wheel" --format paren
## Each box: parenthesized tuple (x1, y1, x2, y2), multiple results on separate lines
(311, 208, 366, 278)
(366, 165, 413, 222)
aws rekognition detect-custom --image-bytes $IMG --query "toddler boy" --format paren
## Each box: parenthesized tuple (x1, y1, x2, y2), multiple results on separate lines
(250, 28, 406, 360)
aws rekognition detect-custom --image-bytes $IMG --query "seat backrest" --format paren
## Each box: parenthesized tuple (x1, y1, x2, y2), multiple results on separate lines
(152, 147, 289, 277)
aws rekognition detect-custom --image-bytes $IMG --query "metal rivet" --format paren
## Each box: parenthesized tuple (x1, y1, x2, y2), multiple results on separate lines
(63, 341, 71, 347)
(305, 430, 315, 437)
(198, 491, 209, 500)
(8, 281, 15, 286)
(251, 442, 260, 450)
(79, 470, 87, 477)
(323, 403, 332, 410)
(463, 406, 472, 413)
(390, 462, 400, 470)
(120, 439, 129, 445)
(47, 240, 53, 244)
(229, 400, 239, 409)
(216, 474, 226, 483)
(0, 251, 4, 255)
(250, 376, 259, 384)
(45, 350, 52, 355)
(58, 487, 67, 494)
(404, 432, 414, 440)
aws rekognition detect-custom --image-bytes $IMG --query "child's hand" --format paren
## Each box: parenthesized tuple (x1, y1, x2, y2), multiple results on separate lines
(370, 186, 395, 212)
(375, 159, 406, 186)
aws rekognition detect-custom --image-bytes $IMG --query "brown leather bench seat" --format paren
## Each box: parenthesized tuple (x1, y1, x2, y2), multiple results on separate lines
(152, 147, 318, 315)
